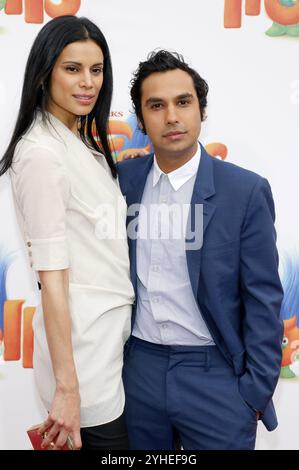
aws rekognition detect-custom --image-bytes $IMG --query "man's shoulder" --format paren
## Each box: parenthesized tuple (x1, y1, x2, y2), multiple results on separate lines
(117, 154, 153, 180)
(210, 155, 265, 194)
(116, 154, 153, 195)
(117, 153, 153, 169)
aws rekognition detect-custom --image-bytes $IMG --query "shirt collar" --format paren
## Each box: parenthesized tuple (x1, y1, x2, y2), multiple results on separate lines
(153, 144, 201, 191)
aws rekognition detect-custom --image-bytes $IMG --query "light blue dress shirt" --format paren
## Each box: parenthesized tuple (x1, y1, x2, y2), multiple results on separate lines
(133, 145, 215, 345)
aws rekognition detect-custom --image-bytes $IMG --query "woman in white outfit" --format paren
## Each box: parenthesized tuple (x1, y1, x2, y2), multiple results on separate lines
(0, 16, 134, 450)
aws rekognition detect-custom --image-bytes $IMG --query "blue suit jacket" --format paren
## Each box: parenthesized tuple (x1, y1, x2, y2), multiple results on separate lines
(117, 145, 284, 431)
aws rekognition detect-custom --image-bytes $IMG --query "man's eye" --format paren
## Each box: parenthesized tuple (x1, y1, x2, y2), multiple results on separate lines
(151, 103, 162, 109)
(178, 100, 189, 106)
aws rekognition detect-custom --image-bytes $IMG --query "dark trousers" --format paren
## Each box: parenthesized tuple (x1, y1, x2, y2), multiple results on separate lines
(123, 336, 257, 450)
(80, 413, 129, 450)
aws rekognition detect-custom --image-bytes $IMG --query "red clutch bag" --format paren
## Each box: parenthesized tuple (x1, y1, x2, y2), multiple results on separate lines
(27, 424, 73, 450)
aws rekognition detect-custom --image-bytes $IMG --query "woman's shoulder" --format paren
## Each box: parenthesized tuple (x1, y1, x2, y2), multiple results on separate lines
(10, 137, 70, 192)
(25, 114, 66, 146)
(13, 117, 67, 167)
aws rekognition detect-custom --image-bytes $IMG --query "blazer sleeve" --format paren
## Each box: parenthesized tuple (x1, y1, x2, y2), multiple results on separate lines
(12, 145, 71, 271)
(239, 177, 284, 413)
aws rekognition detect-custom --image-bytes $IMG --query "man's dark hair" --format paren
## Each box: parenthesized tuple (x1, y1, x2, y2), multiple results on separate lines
(130, 50, 209, 133)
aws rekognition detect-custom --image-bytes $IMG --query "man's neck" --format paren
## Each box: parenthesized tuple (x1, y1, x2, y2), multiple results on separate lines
(155, 145, 198, 174)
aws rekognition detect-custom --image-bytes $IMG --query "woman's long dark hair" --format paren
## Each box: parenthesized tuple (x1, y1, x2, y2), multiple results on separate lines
(0, 16, 116, 178)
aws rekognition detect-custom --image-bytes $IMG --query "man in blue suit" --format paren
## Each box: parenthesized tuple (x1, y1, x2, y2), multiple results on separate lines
(117, 50, 283, 450)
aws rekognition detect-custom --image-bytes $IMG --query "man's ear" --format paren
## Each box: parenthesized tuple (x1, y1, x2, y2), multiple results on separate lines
(137, 118, 144, 131)
(137, 118, 147, 135)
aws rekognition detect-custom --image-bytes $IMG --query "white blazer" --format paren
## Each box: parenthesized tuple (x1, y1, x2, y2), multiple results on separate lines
(10, 112, 135, 427)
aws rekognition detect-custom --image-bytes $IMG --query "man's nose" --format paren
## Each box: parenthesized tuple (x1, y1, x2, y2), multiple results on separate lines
(166, 105, 179, 124)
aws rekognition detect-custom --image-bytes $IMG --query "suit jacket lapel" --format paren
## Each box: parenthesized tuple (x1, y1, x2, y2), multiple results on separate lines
(125, 155, 154, 206)
(186, 145, 216, 300)
(125, 155, 154, 293)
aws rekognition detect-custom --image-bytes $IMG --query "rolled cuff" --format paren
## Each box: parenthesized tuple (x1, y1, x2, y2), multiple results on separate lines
(28, 236, 70, 271)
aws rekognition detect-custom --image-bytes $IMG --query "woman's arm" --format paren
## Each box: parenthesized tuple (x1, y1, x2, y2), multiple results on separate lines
(37, 269, 81, 450)
(11, 146, 80, 448)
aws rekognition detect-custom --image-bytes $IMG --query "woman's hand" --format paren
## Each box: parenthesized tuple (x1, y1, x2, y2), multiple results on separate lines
(38, 385, 81, 450)
(117, 147, 150, 162)
(37, 270, 82, 450)
(123, 149, 149, 160)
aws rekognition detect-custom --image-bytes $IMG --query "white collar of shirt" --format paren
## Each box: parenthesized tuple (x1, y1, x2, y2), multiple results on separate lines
(153, 144, 201, 191)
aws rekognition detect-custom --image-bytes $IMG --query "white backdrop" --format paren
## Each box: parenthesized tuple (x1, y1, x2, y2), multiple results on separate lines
(0, 0, 298, 449)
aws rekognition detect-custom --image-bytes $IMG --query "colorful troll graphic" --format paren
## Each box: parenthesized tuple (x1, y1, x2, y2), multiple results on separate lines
(281, 316, 299, 378)
(280, 256, 299, 378)
(93, 115, 152, 162)
(266, 0, 299, 37)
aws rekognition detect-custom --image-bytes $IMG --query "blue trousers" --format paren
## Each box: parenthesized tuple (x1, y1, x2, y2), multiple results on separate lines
(123, 336, 257, 450)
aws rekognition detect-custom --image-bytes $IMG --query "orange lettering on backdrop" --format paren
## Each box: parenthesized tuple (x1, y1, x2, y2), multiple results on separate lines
(224, 0, 242, 28)
(4, 0, 23, 14)
(22, 307, 35, 368)
(3, 300, 25, 361)
(245, 0, 261, 16)
(264, 0, 299, 25)
(5, 0, 81, 23)
(224, 0, 261, 27)
(3, 300, 35, 367)
(45, 0, 81, 18)
(25, 0, 43, 24)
